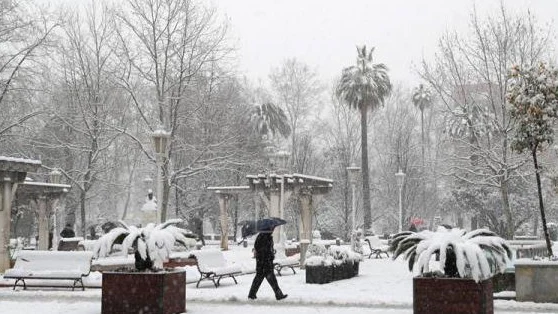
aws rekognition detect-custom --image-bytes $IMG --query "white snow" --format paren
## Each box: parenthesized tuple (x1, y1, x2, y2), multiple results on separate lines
(1, 244, 558, 314)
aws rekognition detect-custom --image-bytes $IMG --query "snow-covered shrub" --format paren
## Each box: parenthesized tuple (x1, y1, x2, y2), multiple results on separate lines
(312, 230, 322, 240)
(328, 245, 349, 260)
(306, 243, 327, 257)
(304, 255, 334, 267)
(390, 227, 512, 282)
(93, 219, 197, 271)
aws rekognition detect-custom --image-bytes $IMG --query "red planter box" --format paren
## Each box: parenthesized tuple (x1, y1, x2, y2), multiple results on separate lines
(102, 270, 186, 314)
(414, 277, 493, 314)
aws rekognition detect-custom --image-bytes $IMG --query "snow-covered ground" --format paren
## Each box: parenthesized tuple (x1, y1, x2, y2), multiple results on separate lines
(1, 244, 558, 314)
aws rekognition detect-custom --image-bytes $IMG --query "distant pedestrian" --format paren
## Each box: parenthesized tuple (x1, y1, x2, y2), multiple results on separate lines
(248, 226, 288, 300)
(60, 224, 75, 238)
(409, 224, 417, 232)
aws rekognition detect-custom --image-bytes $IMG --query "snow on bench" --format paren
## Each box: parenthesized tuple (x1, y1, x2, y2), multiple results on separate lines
(3, 250, 94, 290)
(273, 244, 299, 276)
(188, 249, 242, 288)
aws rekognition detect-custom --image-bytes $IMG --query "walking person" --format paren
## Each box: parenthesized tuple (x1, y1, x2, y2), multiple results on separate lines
(248, 225, 288, 300)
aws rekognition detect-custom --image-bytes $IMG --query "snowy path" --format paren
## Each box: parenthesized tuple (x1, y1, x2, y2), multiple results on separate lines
(2, 247, 558, 313)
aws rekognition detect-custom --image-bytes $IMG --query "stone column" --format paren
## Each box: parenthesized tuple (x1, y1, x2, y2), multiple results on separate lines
(268, 186, 281, 243)
(218, 193, 230, 251)
(37, 196, 49, 250)
(298, 188, 313, 269)
(0, 176, 14, 272)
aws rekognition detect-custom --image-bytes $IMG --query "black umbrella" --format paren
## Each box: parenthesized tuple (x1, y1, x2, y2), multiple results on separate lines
(239, 217, 287, 239)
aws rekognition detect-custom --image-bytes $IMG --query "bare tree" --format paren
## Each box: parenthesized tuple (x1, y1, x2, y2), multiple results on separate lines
(33, 2, 125, 236)
(114, 0, 233, 221)
(0, 1, 58, 139)
(419, 5, 553, 238)
(269, 58, 323, 172)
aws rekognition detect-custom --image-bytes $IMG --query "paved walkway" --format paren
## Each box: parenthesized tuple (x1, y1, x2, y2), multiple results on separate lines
(1, 288, 557, 314)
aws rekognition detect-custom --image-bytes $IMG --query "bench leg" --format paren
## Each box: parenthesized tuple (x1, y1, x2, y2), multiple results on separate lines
(13, 278, 26, 290)
(73, 278, 85, 291)
(290, 266, 296, 275)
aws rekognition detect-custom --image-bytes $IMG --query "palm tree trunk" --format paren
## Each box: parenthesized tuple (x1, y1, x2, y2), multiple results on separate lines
(360, 106, 372, 233)
(532, 147, 554, 257)
(420, 109, 426, 219)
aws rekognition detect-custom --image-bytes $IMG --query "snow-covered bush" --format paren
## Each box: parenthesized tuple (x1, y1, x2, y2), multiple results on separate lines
(306, 243, 327, 257)
(304, 255, 334, 267)
(390, 227, 512, 282)
(312, 230, 322, 240)
(93, 219, 197, 271)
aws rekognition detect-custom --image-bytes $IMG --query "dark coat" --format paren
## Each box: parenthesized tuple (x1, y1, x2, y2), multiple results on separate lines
(60, 227, 75, 238)
(254, 232, 275, 267)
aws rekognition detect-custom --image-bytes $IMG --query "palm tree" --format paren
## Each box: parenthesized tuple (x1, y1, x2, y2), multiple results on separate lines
(411, 84, 432, 168)
(336, 45, 392, 233)
(248, 102, 291, 139)
(390, 227, 512, 282)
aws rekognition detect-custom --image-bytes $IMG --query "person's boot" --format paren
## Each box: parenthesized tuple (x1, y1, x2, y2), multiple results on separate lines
(276, 293, 288, 301)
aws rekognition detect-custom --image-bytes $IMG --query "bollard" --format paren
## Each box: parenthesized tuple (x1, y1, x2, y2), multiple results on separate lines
(335, 238, 340, 246)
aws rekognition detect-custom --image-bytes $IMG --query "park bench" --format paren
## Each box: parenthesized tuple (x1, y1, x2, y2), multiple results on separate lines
(364, 235, 389, 259)
(3, 250, 94, 291)
(57, 237, 85, 251)
(273, 244, 299, 276)
(188, 249, 242, 288)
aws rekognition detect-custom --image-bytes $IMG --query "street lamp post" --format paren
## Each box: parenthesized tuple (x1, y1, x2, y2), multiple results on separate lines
(347, 164, 360, 250)
(395, 169, 406, 233)
(152, 127, 170, 224)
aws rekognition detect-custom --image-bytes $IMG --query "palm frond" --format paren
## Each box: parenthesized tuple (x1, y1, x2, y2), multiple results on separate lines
(389, 227, 511, 282)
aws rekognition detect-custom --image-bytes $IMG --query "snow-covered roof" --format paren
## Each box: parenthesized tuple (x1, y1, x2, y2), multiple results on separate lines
(207, 186, 250, 191)
(0, 156, 41, 165)
(0, 156, 41, 173)
(22, 181, 71, 189)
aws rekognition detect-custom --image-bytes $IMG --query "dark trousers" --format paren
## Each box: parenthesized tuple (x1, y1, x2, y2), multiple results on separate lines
(249, 262, 283, 298)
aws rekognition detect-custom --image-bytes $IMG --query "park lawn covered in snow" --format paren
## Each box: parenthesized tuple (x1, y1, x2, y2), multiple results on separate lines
(1, 244, 558, 313)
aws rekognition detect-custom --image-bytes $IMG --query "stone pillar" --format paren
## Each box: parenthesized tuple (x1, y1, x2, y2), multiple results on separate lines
(0, 176, 14, 272)
(37, 196, 49, 250)
(268, 187, 280, 242)
(298, 188, 313, 269)
(218, 193, 230, 251)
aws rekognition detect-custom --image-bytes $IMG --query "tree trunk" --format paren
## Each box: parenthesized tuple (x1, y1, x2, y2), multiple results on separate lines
(80, 190, 87, 238)
(500, 179, 514, 239)
(532, 148, 554, 257)
(420, 109, 426, 219)
(161, 160, 170, 222)
(360, 106, 372, 233)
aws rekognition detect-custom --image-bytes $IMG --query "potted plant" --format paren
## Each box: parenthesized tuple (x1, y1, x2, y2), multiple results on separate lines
(304, 243, 333, 284)
(94, 219, 197, 314)
(390, 227, 512, 314)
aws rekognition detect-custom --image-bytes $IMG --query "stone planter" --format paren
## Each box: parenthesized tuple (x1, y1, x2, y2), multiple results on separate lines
(352, 261, 359, 277)
(491, 268, 515, 293)
(305, 265, 333, 284)
(515, 260, 558, 303)
(163, 257, 197, 268)
(306, 261, 358, 284)
(413, 277, 493, 314)
(102, 269, 186, 314)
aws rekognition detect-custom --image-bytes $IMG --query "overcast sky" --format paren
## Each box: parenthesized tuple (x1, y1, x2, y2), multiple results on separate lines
(43, 0, 557, 88)
(210, 0, 557, 87)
